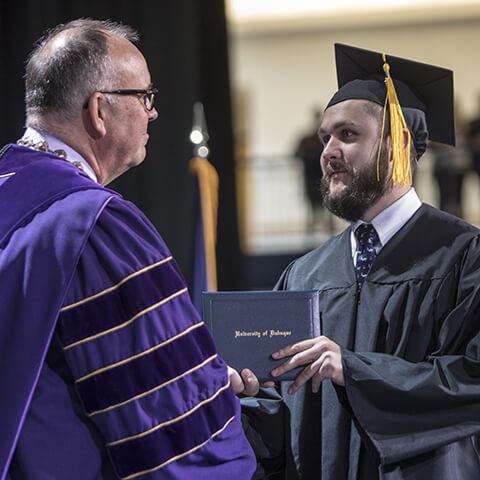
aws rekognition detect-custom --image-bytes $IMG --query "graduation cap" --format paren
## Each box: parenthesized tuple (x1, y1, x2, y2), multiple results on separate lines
(326, 43, 455, 184)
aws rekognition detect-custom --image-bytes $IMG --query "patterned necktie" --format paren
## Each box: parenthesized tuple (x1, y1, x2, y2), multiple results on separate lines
(354, 223, 379, 287)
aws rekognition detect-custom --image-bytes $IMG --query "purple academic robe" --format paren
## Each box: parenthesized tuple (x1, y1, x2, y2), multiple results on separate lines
(0, 144, 255, 480)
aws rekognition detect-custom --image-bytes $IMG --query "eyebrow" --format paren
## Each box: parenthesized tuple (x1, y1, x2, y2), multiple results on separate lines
(318, 120, 358, 134)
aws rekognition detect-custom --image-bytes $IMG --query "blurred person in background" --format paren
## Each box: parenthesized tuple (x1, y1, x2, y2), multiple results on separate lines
(430, 101, 471, 218)
(467, 92, 480, 222)
(294, 108, 325, 233)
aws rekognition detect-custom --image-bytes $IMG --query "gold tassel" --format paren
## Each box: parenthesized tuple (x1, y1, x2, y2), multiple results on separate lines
(376, 53, 412, 185)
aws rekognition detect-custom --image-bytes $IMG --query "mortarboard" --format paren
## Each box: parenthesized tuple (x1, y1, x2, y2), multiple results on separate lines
(326, 43, 455, 184)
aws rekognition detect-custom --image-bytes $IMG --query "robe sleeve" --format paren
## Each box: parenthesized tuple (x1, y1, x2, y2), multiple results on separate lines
(241, 389, 287, 477)
(274, 260, 297, 290)
(342, 235, 480, 466)
(55, 197, 256, 480)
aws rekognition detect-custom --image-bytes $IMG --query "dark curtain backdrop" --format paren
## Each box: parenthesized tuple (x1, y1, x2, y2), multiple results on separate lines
(0, 0, 243, 290)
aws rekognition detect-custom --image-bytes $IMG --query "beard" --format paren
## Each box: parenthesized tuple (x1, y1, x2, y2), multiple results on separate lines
(319, 149, 389, 222)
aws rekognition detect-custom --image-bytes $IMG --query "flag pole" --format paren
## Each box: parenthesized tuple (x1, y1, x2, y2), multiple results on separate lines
(189, 102, 219, 294)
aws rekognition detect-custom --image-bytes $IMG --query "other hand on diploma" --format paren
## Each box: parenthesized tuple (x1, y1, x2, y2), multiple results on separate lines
(270, 336, 344, 394)
(228, 367, 275, 396)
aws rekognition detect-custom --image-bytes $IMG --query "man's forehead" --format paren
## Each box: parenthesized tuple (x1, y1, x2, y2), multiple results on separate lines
(320, 99, 379, 130)
(326, 98, 379, 114)
(318, 119, 358, 135)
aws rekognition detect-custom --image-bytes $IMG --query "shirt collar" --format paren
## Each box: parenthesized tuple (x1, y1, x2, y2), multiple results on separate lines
(351, 188, 422, 255)
(21, 127, 98, 183)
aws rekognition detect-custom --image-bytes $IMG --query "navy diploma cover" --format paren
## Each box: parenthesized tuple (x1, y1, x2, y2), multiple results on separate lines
(202, 290, 320, 381)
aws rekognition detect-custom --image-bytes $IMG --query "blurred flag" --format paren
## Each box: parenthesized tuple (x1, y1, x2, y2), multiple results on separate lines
(189, 102, 219, 313)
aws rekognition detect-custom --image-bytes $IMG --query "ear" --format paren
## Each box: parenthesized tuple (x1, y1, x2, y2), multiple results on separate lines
(385, 134, 393, 163)
(82, 93, 108, 139)
(403, 127, 410, 151)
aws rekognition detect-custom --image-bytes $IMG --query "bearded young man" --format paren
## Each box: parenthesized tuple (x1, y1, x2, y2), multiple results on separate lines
(234, 44, 480, 479)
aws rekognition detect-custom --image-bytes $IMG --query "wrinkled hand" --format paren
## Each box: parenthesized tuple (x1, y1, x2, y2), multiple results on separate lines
(228, 367, 275, 396)
(270, 336, 344, 394)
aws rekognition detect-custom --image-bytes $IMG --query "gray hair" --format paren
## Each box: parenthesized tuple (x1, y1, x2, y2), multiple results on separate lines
(25, 18, 139, 128)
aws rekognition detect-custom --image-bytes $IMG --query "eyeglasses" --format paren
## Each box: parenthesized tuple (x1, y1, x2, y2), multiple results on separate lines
(99, 87, 158, 111)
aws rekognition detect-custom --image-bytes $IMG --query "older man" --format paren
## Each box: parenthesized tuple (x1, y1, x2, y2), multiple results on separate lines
(236, 44, 480, 479)
(0, 19, 255, 480)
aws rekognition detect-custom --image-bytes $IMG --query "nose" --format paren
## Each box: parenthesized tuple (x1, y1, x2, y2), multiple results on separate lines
(321, 138, 341, 172)
(322, 137, 341, 161)
(148, 107, 158, 122)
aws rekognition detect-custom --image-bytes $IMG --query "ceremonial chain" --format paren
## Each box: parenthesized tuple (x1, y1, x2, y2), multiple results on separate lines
(16, 137, 85, 172)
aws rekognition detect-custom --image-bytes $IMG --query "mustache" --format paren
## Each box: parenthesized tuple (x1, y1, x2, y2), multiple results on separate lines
(325, 161, 354, 177)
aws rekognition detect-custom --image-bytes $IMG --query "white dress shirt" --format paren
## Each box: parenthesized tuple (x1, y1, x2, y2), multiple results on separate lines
(350, 188, 422, 264)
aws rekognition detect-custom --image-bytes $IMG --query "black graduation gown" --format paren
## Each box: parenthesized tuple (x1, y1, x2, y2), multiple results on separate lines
(241, 204, 480, 479)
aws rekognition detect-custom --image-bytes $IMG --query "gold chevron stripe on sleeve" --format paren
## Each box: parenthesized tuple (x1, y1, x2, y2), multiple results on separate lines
(121, 416, 235, 480)
(61, 257, 173, 312)
(107, 379, 231, 446)
(75, 321, 204, 383)
(88, 354, 218, 417)
(63, 287, 187, 351)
